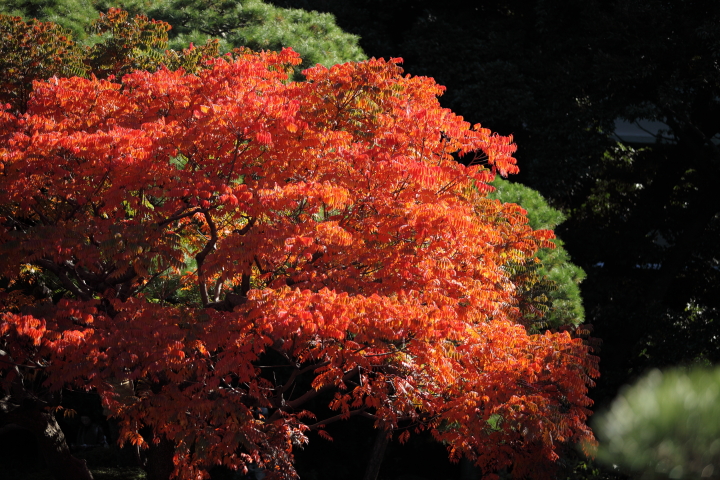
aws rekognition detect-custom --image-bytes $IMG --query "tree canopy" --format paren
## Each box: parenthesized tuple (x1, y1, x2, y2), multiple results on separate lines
(0, 43, 599, 480)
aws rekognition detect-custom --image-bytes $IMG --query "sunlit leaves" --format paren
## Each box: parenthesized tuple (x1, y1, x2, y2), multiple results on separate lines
(0, 11, 221, 114)
(1, 50, 597, 480)
(0, 14, 87, 112)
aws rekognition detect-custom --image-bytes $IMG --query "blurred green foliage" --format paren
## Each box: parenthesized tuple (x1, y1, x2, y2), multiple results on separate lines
(595, 367, 720, 479)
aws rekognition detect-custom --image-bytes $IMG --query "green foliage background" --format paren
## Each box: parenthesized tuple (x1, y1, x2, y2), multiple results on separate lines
(0, 0, 366, 72)
(594, 367, 720, 479)
(490, 178, 586, 328)
(0, 0, 97, 39)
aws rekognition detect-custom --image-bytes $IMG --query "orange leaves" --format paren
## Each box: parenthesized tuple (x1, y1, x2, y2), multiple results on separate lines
(0, 48, 598, 480)
(421, 324, 599, 475)
(314, 221, 353, 247)
(0, 288, 38, 312)
(122, 430, 148, 448)
(255, 131, 273, 145)
(316, 429, 333, 442)
(257, 182, 352, 213)
(28, 75, 127, 131)
(1, 314, 46, 346)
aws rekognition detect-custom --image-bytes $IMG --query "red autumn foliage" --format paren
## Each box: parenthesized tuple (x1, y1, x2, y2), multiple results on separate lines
(0, 9, 220, 114)
(0, 48, 598, 479)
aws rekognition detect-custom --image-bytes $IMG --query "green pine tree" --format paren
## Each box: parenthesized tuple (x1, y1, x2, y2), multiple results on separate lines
(1, 0, 367, 73)
(489, 178, 586, 328)
(0, 0, 97, 40)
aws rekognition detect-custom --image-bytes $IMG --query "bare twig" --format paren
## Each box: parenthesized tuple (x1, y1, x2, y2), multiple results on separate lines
(307, 407, 369, 430)
(196, 210, 219, 307)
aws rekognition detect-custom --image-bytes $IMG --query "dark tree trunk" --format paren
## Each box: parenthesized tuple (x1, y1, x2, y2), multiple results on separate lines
(144, 437, 175, 480)
(7, 407, 94, 480)
(362, 427, 390, 480)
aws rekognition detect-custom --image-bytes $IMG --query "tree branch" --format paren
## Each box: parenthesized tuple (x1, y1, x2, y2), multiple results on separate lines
(196, 210, 219, 307)
(266, 366, 359, 422)
(275, 361, 330, 397)
(287, 367, 359, 410)
(212, 274, 224, 303)
(0, 358, 44, 370)
(307, 407, 369, 430)
(157, 207, 203, 227)
(234, 216, 256, 236)
(34, 260, 91, 301)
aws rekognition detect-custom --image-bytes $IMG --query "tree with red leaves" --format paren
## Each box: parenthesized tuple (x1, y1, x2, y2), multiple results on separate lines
(0, 48, 598, 480)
